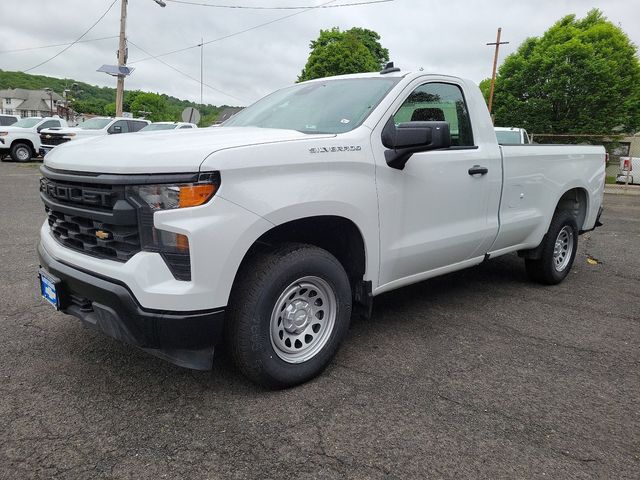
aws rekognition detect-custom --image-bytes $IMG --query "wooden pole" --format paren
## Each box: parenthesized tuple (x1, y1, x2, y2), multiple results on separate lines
(487, 27, 509, 115)
(115, 0, 128, 117)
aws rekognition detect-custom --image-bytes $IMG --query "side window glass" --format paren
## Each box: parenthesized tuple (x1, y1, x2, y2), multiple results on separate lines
(38, 120, 58, 131)
(179, 125, 193, 129)
(128, 121, 147, 132)
(109, 120, 129, 134)
(393, 82, 474, 147)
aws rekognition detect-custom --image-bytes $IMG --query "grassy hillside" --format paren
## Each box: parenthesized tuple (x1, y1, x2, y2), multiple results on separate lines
(0, 70, 232, 125)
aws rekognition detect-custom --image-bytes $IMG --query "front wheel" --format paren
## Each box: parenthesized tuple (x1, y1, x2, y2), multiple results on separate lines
(525, 210, 579, 285)
(10, 143, 33, 162)
(226, 244, 352, 388)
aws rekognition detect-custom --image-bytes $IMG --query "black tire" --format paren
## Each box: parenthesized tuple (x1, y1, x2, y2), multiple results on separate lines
(525, 210, 579, 285)
(226, 243, 352, 388)
(10, 142, 33, 162)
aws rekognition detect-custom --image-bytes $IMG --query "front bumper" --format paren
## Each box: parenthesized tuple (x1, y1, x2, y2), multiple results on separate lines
(38, 242, 225, 370)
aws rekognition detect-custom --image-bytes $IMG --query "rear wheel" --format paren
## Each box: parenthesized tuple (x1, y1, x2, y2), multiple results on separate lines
(10, 143, 33, 162)
(525, 210, 579, 285)
(226, 243, 352, 388)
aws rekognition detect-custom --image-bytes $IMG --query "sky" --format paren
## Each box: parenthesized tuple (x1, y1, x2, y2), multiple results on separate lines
(0, 0, 638, 107)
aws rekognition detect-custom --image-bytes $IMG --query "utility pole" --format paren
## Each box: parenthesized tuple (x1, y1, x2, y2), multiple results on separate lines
(115, 0, 128, 117)
(114, 0, 166, 117)
(200, 38, 204, 106)
(486, 27, 509, 115)
(43, 88, 53, 116)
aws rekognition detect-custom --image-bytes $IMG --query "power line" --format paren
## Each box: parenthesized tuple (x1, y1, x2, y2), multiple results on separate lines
(130, 0, 342, 64)
(22, 0, 119, 73)
(0, 36, 118, 55)
(127, 40, 247, 103)
(164, 0, 392, 9)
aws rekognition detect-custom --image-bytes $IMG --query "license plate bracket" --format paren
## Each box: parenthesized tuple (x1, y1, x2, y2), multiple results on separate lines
(39, 269, 61, 310)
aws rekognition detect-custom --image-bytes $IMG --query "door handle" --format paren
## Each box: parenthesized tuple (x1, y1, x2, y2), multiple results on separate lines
(468, 165, 488, 176)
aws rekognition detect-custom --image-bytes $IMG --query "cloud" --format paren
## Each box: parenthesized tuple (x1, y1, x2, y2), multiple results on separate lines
(0, 0, 638, 106)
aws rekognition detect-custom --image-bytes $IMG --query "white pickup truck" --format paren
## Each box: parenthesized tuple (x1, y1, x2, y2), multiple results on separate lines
(39, 117, 150, 155)
(37, 67, 605, 387)
(0, 117, 68, 161)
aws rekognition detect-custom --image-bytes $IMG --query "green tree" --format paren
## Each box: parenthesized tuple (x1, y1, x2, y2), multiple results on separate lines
(129, 92, 170, 121)
(491, 9, 640, 134)
(478, 78, 491, 103)
(298, 27, 389, 82)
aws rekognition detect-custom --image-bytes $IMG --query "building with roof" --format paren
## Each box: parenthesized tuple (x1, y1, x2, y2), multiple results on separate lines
(0, 88, 64, 118)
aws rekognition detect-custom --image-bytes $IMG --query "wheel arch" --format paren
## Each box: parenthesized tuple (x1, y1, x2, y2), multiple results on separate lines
(554, 186, 589, 231)
(230, 215, 371, 311)
(10, 138, 35, 151)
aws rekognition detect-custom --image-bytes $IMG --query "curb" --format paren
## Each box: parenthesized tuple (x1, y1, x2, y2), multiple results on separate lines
(604, 186, 640, 196)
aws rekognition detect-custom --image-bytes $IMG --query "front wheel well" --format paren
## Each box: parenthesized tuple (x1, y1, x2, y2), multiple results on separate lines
(10, 139, 35, 152)
(233, 216, 369, 311)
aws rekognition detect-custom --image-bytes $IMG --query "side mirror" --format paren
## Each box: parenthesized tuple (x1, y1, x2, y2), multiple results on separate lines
(381, 118, 451, 170)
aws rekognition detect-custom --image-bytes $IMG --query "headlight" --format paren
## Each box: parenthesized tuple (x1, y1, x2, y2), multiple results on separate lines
(125, 172, 220, 281)
(66, 133, 76, 138)
(126, 181, 216, 210)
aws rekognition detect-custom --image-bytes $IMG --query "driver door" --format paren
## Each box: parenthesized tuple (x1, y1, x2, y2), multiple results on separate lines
(372, 79, 502, 288)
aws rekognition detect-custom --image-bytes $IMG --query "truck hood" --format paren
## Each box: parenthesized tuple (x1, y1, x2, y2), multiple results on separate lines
(44, 127, 333, 174)
(44, 127, 102, 136)
(0, 126, 35, 134)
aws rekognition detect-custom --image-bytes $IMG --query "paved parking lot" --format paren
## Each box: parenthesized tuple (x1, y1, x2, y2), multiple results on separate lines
(1, 160, 638, 479)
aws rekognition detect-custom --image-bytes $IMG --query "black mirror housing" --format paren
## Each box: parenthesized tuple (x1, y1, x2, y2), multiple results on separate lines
(382, 118, 451, 170)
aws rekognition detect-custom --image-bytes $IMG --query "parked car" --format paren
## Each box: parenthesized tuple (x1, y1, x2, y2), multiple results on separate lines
(37, 67, 605, 388)
(615, 156, 639, 185)
(495, 127, 531, 144)
(0, 116, 68, 162)
(39, 117, 150, 155)
(0, 113, 20, 126)
(140, 122, 197, 131)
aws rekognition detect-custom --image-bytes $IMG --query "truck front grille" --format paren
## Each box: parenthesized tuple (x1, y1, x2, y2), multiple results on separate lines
(40, 134, 72, 146)
(40, 173, 141, 263)
(45, 207, 141, 261)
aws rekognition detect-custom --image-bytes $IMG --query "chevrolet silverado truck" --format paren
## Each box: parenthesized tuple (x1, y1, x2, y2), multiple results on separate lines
(37, 66, 605, 388)
(39, 117, 150, 155)
(0, 116, 68, 162)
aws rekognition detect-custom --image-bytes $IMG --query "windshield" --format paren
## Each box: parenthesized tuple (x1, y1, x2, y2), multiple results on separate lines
(78, 118, 112, 130)
(495, 130, 524, 144)
(140, 123, 176, 131)
(13, 118, 41, 128)
(225, 78, 400, 134)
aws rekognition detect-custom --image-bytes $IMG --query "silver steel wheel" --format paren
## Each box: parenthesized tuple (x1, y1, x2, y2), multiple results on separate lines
(553, 225, 574, 272)
(15, 146, 30, 161)
(269, 276, 337, 364)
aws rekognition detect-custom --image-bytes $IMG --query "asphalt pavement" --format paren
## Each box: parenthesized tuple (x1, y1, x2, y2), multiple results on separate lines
(1, 160, 638, 479)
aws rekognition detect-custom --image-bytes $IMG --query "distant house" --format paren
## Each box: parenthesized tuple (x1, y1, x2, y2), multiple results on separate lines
(0, 88, 64, 117)
(215, 107, 243, 124)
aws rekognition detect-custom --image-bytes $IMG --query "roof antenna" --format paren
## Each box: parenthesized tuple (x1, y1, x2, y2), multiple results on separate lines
(380, 62, 401, 75)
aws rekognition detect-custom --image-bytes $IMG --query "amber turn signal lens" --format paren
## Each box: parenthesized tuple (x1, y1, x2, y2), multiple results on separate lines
(176, 233, 189, 252)
(179, 184, 216, 208)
